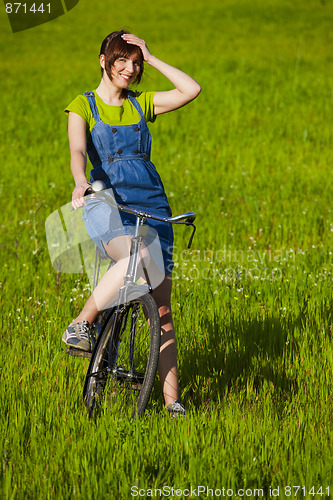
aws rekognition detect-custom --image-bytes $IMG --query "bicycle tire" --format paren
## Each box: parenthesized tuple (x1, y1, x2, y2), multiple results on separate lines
(83, 293, 160, 419)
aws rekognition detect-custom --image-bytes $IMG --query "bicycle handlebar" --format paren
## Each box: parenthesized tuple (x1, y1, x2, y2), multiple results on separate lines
(85, 181, 197, 248)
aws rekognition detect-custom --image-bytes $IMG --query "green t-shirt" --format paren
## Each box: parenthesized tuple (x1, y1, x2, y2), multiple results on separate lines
(64, 90, 156, 132)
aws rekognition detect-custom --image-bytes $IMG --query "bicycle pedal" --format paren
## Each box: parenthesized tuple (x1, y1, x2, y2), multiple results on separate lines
(66, 347, 92, 359)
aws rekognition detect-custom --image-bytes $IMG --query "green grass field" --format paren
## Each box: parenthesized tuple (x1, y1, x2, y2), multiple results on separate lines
(1, 0, 333, 498)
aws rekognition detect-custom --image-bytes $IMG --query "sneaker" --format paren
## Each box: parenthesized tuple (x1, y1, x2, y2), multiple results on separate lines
(62, 320, 91, 352)
(166, 400, 186, 417)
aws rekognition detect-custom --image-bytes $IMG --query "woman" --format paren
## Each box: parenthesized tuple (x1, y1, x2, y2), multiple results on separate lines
(63, 30, 201, 415)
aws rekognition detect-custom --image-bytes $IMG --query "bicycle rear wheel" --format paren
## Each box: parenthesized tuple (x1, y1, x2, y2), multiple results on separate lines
(83, 293, 160, 419)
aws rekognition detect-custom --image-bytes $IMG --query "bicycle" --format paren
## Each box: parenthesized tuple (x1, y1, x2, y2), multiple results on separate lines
(67, 181, 196, 419)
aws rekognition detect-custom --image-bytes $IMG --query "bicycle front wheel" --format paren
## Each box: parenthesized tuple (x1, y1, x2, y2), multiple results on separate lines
(83, 293, 160, 419)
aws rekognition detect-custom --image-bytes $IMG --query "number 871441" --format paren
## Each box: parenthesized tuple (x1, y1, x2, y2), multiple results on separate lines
(6, 3, 51, 14)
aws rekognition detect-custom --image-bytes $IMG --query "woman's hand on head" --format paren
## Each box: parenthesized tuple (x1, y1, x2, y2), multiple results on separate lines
(120, 35, 201, 115)
(72, 181, 91, 209)
(121, 33, 152, 63)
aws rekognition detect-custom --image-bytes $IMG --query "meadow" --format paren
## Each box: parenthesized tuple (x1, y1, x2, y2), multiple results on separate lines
(1, 0, 333, 498)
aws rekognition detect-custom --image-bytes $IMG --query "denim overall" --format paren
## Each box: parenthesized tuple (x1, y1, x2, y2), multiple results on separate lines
(82, 91, 174, 274)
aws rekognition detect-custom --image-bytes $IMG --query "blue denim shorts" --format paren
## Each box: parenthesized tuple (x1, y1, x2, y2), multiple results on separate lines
(82, 197, 174, 274)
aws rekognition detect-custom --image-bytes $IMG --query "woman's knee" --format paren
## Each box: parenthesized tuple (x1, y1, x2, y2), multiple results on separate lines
(103, 235, 132, 261)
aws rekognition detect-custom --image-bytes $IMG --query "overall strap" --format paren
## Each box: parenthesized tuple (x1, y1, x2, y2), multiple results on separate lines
(126, 92, 145, 122)
(83, 91, 101, 123)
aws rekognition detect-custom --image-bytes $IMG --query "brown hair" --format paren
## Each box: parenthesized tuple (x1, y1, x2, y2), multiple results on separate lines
(99, 30, 144, 84)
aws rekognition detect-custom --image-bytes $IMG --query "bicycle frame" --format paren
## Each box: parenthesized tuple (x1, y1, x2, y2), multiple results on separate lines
(86, 185, 196, 307)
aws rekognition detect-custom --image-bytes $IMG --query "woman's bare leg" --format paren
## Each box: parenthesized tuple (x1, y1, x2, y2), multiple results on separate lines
(73, 235, 132, 324)
(72, 235, 155, 324)
(152, 274, 179, 406)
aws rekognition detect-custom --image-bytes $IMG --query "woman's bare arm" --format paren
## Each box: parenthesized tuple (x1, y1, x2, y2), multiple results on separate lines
(68, 112, 91, 208)
(121, 34, 201, 115)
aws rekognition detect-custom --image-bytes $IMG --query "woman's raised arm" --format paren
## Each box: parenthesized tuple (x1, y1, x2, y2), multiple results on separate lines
(122, 34, 201, 115)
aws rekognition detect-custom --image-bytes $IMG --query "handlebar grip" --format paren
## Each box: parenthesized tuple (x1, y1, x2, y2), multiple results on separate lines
(84, 181, 106, 197)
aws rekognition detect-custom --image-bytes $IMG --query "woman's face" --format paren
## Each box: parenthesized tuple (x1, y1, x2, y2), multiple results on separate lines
(109, 55, 141, 87)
